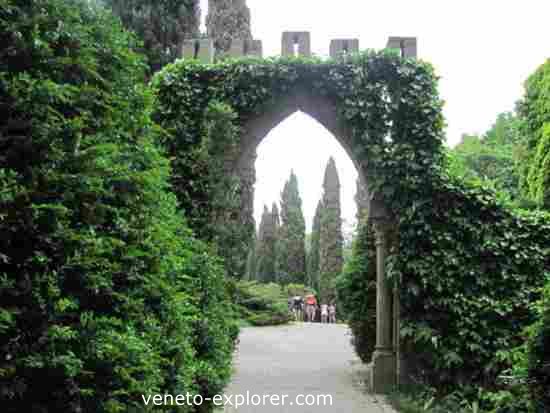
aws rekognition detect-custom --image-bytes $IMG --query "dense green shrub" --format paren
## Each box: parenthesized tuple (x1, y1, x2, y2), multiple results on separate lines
(195, 101, 250, 277)
(447, 112, 526, 207)
(394, 178, 550, 390)
(335, 219, 376, 363)
(339, 179, 550, 394)
(284, 283, 316, 298)
(231, 281, 292, 326)
(0, 1, 236, 411)
(528, 281, 550, 412)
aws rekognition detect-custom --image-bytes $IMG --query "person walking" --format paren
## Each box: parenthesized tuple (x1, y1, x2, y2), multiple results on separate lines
(328, 303, 336, 323)
(291, 296, 304, 322)
(305, 294, 317, 322)
(321, 303, 328, 324)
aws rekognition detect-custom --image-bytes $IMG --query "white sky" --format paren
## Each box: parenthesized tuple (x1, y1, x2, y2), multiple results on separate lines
(199, 0, 550, 232)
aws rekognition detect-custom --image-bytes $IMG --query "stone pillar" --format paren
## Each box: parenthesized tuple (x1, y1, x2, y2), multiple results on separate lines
(248, 40, 263, 58)
(370, 214, 396, 393)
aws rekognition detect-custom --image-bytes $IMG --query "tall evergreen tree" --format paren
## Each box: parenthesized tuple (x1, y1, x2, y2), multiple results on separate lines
(278, 171, 307, 284)
(319, 157, 343, 303)
(104, 0, 200, 72)
(307, 200, 323, 292)
(255, 205, 269, 281)
(245, 231, 257, 280)
(206, 0, 252, 55)
(256, 203, 279, 283)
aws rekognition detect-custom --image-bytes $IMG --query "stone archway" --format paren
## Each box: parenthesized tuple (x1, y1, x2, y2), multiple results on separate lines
(234, 85, 398, 394)
(155, 32, 430, 393)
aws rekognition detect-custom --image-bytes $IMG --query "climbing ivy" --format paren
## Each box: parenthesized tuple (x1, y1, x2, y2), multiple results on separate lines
(151, 51, 445, 264)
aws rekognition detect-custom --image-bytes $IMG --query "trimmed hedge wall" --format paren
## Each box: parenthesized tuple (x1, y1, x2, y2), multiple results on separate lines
(335, 219, 376, 363)
(0, 1, 237, 412)
(231, 281, 292, 326)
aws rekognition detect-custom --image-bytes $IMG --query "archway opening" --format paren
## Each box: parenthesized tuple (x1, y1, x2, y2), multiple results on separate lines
(254, 110, 359, 236)
(246, 110, 366, 314)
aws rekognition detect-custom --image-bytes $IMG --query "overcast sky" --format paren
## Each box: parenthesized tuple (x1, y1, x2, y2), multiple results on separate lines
(199, 0, 550, 232)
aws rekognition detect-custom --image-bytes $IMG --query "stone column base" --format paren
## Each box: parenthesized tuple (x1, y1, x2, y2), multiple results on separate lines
(370, 349, 396, 393)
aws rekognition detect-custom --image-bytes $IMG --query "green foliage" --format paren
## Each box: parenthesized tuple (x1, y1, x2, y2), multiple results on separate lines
(518, 58, 550, 208)
(284, 283, 316, 297)
(336, 219, 376, 363)
(319, 157, 343, 303)
(231, 281, 292, 326)
(394, 175, 550, 390)
(255, 203, 280, 283)
(278, 170, 307, 284)
(0, 1, 236, 411)
(205, 0, 252, 56)
(390, 382, 535, 413)
(244, 231, 257, 280)
(527, 125, 550, 207)
(104, 0, 200, 73)
(389, 387, 488, 413)
(306, 200, 322, 291)
(527, 279, 550, 412)
(448, 113, 527, 208)
(195, 101, 249, 277)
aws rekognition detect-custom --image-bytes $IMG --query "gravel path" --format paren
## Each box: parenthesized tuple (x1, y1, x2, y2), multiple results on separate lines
(222, 323, 397, 412)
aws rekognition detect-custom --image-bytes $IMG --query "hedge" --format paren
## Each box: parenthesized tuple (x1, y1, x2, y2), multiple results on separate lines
(0, 1, 237, 411)
(230, 281, 292, 326)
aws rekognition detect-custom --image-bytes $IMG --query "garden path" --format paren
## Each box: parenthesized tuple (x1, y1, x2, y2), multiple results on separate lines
(223, 323, 397, 412)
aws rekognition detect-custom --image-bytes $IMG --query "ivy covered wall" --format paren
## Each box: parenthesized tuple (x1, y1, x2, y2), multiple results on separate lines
(151, 53, 550, 404)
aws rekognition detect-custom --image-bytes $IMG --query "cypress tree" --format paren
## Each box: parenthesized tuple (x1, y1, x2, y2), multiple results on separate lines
(206, 0, 252, 55)
(256, 203, 279, 283)
(245, 231, 257, 280)
(255, 205, 269, 282)
(278, 171, 307, 284)
(307, 200, 323, 292)
(319, 157, 343, 303)
(105, 0, 200, 73)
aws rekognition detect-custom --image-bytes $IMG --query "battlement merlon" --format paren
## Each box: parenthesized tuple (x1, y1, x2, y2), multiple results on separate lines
(386, 37, 417, 58)
(229, 39, 263, 58)
(182, 39, 214, 63)
(282, 32, 311, 57)
(182, 38, 262, 62)
(330, 39, 359, 59)
(180, 34, 417, 63)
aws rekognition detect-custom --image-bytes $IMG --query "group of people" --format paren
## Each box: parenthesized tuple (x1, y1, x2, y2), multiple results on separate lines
(288, 295, 337, 323)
